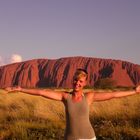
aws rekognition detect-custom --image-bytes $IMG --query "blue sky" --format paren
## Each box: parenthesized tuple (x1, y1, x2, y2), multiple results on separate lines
(0, 0, 140, 65)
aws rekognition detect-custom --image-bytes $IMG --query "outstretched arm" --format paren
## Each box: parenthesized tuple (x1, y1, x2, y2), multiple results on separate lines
(93, 85, 140, 102)
(5, 87, 66, 101)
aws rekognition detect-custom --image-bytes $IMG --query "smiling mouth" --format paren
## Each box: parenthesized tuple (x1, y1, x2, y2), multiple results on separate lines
(74, 85, 80, 89)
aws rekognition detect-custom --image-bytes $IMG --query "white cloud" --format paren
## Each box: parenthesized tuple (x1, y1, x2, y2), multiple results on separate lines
(0, 54, 23, 66)
(10, 54, 22, 63)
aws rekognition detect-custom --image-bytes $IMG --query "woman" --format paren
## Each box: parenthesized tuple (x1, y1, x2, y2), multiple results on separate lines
(5, 69, 140, 140)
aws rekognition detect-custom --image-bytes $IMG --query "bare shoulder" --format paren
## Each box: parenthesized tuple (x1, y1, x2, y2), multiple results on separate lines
(62, 92, 70, 100)
(84, 91, 95, 105)
(84, 91, 94, 98)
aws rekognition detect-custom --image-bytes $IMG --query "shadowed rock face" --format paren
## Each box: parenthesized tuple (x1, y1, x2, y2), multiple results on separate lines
(0, 57, 140, 88)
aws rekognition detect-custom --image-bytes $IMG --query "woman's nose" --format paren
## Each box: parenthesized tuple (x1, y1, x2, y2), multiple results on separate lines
(76, 80, 80, 85)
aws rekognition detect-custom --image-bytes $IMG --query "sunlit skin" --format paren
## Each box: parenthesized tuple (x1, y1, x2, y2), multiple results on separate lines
(73, 77, 86, 92)
(5, 76, 140, 105)
(72, 76, 87, 102)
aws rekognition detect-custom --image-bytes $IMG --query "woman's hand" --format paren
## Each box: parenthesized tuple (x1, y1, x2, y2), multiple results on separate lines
(5, 86, 22, 93)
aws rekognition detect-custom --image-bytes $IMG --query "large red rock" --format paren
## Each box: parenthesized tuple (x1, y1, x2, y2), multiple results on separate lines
(0, 57, 140, 88)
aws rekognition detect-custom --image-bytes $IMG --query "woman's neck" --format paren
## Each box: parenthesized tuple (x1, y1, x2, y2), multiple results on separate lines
(72, 90, 83, 98)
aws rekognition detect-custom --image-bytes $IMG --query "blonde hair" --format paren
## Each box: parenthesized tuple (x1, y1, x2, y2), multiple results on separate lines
(74, 69, 88, 80)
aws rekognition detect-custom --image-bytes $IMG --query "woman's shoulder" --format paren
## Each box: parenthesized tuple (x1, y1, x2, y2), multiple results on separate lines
(63, 92, 72, 100)
(84, 91, 95, 104)
(84, 91, 95, 97)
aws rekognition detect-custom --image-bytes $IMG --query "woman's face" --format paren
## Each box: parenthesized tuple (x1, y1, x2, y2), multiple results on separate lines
(73, 76, 87, 92)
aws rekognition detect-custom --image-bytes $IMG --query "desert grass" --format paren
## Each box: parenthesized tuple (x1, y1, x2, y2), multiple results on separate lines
(0, 89, 140, 140)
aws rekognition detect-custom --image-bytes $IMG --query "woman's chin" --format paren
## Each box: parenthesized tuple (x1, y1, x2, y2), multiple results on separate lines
(73, 88, 80, 92)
